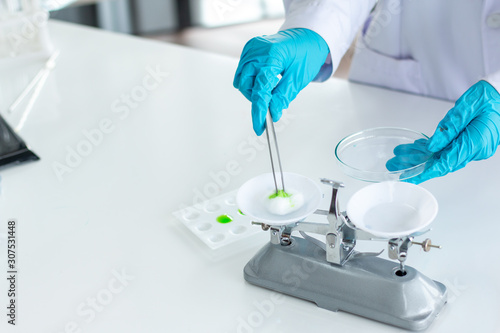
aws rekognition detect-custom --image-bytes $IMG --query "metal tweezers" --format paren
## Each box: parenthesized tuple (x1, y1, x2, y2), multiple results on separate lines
(265, 112, 286, 194)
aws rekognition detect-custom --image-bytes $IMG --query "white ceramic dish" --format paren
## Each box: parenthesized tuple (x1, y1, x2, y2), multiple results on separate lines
(346, 181, 438, 238)
(236, 172, 323, 225)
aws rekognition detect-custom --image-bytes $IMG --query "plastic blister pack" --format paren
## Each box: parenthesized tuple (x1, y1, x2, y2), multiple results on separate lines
(173, 190, 262, 250)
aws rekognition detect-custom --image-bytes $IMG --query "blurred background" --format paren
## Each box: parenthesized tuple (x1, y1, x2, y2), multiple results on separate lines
(50, 0, 352, 77)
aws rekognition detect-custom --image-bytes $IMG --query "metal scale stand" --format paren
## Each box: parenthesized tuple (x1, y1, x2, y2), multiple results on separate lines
(244, 179, 447, 331)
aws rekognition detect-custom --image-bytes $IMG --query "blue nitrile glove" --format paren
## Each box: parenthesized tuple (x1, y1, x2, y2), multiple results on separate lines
(387, 80, 500, 184)
(233, 28, 329, 135)
(386, 138, 432, 175)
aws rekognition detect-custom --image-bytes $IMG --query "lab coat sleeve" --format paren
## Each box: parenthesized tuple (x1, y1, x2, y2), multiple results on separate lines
(485, 70, 500, 94)
(280, 0, 376, 81)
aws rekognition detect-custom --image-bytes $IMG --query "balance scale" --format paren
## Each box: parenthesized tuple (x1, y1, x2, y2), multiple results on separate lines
(237, 172, 447, 331)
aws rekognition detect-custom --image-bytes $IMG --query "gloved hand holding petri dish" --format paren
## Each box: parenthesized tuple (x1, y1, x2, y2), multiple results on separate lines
(393, 80, 500, 184)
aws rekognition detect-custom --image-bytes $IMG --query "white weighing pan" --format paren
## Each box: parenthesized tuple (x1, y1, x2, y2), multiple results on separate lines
(236, 172, 322, 225)
(346, 181, 438, 238)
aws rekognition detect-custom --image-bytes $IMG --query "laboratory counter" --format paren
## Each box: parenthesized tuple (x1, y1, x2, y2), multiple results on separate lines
(0, 20, 499, 332)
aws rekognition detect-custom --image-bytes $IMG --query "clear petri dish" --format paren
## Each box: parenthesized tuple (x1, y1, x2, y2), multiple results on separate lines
(335, 127, 432, 182)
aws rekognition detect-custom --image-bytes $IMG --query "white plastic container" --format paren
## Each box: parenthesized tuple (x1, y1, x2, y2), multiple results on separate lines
(0, 5, 52, 61)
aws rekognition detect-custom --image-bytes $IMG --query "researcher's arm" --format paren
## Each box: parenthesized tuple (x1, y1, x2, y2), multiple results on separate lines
(233, 0, 376, 135)
(387, 80, 500, 183)
(280, 0, 376, 81)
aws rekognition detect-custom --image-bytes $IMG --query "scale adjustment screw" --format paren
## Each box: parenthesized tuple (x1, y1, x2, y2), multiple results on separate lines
(412, 238, 442, 252)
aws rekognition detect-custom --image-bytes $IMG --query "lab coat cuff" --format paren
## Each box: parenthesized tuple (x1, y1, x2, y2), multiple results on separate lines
(484, 70, 500, 94)
(313, 52, 333, 82)
(279, 0, 375, 81)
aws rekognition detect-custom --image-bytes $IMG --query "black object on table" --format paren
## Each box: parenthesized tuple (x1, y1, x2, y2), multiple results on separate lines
(0, 114, 39, 169)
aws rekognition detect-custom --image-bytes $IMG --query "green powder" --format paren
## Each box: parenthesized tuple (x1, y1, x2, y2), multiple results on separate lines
(216, 214, 233, 224)
(268, 190, 291, 199)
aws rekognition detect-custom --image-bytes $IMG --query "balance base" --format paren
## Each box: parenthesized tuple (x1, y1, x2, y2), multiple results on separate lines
(244, 237, 447, 331)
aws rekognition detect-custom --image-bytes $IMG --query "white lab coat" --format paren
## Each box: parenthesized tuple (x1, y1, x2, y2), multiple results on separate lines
(280, 0, 500, 101)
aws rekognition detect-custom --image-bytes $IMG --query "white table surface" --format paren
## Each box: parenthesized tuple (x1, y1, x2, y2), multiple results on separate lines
(1, 21, 499, 333)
